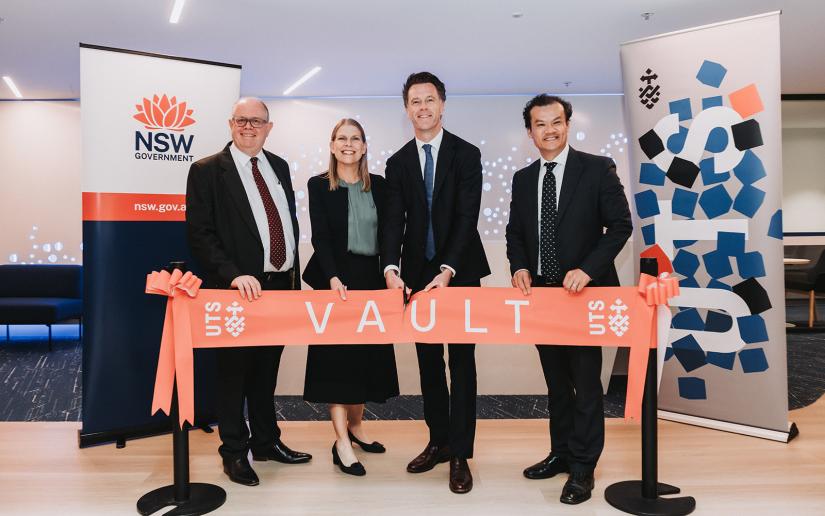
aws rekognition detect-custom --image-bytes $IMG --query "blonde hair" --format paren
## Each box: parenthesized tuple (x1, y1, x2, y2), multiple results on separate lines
(325, 118, 371, 191)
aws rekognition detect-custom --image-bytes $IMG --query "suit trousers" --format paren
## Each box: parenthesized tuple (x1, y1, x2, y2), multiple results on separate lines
(534, 282, 604, 473)
(217, 272, 291, 460)
(413, 260, 478, 459)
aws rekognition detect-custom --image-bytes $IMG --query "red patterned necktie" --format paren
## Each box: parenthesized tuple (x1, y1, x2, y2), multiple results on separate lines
(250, 157, 287, 269)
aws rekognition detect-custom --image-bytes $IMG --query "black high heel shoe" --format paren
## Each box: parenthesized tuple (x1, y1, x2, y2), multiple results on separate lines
(332, 442, 366, 476)
(348, 430, 386, 453)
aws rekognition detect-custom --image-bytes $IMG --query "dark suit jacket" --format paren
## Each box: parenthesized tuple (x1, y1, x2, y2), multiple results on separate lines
(382, 129, 490, 287)
(302, 173, 386, 290)
(506, 147, 632, 287)
(186, 142, 301, 290)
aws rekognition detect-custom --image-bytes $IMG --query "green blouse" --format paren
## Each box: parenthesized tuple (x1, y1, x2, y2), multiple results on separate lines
(340, 179, 378, 256)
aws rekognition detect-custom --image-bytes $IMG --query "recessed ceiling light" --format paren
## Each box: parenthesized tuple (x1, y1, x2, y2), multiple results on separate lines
(283, 66, 322, 96)
(512, 12, 523, 18)
(2, 76, 23, 98)
(564, 81, 572, 88)
(169, 0, 186, 24)
(641, 12, 654, 21)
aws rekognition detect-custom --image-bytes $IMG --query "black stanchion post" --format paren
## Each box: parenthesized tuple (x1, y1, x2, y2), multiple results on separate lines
(604, 257, 696, 516)
(137, 261, 226, 516)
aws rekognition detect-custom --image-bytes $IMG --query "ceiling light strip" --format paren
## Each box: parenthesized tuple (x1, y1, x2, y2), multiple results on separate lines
(169, 0, 186, 24)
(283, 66, 322, 96)
(2, 76, 23, 98)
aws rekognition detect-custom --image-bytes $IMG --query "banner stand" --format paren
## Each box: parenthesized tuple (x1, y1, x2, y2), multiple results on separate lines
(137, 262, 226, 516)
(605, 258, 696, 516)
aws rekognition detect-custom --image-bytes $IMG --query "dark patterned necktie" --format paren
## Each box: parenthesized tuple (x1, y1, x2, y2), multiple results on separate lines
(540, 161, 561, 283)
(250, 157, 287, 269)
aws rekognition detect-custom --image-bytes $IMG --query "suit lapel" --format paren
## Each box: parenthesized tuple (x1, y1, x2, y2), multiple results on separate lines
(525, 160, 541, 246)
(402, 139, 426, 204)
(219, 144, 260, 244)
(432, 130, 454, 202)
(264, 151, 295, 211)
(557, 147, 582, 223)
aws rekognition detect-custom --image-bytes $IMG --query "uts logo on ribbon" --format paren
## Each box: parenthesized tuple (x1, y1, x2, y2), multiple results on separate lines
(133, 94, 196, 162)
(204, 301, 246, 338)
(588, 299, 630, 337)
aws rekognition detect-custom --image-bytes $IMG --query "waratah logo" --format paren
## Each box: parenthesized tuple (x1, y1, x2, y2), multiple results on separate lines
(133, 94, 195, 131)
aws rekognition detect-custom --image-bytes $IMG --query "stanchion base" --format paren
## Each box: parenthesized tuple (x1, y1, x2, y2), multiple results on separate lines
(605, 481, 695, 516)
(137, 483, 226, 516)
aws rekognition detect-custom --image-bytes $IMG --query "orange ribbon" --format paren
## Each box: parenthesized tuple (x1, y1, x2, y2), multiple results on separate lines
(147, 271, 676, 427)
(146, 269, 202, 426)
(638, 272, 680, 306)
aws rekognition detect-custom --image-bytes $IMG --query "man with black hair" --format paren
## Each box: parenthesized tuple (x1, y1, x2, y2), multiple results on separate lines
(506, 94, 632, 504)
(382, 72, 490, 494)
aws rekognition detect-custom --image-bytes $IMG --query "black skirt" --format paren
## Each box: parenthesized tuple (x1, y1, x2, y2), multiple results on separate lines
(303, 253, 400, 404)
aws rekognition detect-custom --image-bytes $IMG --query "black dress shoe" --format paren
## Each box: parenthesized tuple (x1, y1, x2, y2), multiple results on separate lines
(560, 471, 595, 505)
(449, 458, 473, 494)
(222, 457, 260, 486)
(252, 439, 312, 464)
(406, 443, 451, 473)
(523, 453, 570, 479)
(348, 430, 386, 453)
(332, 442, 366, 476)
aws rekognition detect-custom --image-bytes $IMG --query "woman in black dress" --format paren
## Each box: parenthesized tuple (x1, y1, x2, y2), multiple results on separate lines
(302, 118, 399, 476)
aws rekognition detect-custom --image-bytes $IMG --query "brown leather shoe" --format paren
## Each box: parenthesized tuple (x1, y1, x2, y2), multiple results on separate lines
(406, 443, 450, 473)
(449, 458, 473, 494)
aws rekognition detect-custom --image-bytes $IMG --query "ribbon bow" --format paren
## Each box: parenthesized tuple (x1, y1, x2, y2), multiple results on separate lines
(146, 269, 201, 427)
(637, 272, 680, 306)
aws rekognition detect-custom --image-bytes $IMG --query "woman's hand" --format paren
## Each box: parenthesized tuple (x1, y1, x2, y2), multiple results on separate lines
(330, 276, 347, 300)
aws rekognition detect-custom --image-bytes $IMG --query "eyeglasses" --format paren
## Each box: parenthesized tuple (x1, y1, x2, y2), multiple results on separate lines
(232, 117, 268, 128)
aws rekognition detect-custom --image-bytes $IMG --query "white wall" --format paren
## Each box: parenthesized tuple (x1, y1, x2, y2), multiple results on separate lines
(0, 102, 82, 264)
(781, 99, 825, 244)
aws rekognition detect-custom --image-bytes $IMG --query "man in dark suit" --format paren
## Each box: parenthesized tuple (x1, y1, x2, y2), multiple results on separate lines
(186, 97, 311, 486)
(382, 72, 490, 494)
(506, 94, 632, 504)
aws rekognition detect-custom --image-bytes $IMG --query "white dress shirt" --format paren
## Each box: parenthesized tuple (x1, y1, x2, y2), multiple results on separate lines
(415, 128, 443, 180)
(536, 144, 569, 276)
(513, 144, 570, 278)
(229, 143, 296, 272)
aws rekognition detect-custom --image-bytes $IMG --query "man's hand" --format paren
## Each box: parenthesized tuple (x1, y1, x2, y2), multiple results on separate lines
(330, 276, 347, 300)
(423, 269, 453, 292)
(563, 269, 591, 294)
(385, 269, 405, 290)
(385, 269, 411, 295)
(512, 269, 532, 295)
(231, 275, 262, 301)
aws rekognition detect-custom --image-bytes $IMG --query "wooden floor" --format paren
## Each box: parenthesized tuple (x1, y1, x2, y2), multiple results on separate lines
(2, 400, 824, 515)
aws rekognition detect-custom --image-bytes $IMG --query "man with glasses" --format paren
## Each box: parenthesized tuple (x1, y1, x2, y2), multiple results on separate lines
(186, 97, 311, 487)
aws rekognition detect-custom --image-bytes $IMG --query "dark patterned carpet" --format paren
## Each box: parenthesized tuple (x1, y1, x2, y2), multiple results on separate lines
(1, 298, 823, 422)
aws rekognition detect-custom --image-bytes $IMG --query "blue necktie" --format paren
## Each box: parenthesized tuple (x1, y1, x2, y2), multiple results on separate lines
(423, 143, 436, 260)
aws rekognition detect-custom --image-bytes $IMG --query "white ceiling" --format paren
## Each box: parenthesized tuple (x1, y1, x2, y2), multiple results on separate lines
(1, 0, 824, 100)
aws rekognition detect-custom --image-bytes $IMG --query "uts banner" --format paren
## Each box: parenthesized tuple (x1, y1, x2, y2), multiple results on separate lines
(79, 44, 240, 444)
(620, 13, 793, 440)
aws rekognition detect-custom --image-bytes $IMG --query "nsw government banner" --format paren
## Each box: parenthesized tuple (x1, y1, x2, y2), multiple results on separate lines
(619, 13, 793, 440)
(79, 44, 240, 444)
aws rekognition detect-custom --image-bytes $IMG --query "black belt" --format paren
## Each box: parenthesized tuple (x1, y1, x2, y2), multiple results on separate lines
(256, 270, 294, 283)
(534, 275, 561, 287)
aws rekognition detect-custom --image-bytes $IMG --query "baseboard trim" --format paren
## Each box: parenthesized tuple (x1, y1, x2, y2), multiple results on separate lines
(658, 410, 798, 443)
